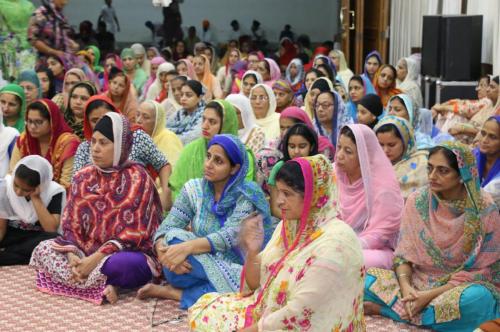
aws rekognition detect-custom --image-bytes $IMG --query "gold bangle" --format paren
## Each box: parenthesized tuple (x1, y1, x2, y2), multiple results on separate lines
(397, 273, 409, 279)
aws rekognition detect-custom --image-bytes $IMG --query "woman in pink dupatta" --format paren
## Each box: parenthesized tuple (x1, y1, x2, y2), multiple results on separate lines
(30, 112, 163, 305)
(335, 124, 404, 269)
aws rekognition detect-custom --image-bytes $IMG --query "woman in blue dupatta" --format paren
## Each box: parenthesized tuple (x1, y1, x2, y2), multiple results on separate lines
(474, 116, 500, 206)
(138, 134, 273, 309)
(346, 75, 375, 122)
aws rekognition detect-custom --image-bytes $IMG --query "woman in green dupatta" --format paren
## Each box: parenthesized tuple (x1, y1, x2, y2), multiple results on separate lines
(18, 70, 43, 107)
(168, 99, 256, 203)
(0, 84, 26, 133)
(86, 45, 104, 73)
(120, 48, 147, 96)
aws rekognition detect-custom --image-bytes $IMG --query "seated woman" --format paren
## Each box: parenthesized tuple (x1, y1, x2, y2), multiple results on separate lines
(188, 155, 365, 331)
(30, 113, 163, 304)
(313, 89, 352, 147)
(0, 110, 19, 178)
(361, 51, 382, 84)
(36, 66, 57, 100)
(0, 156, 65, 266)
(356, 93, 383, 129)
(285, 58, 304, 94)
(268, 123, 319, 218)
(257, 58, 281, 87)
(167, 80, 206, 145)
(136, 100, 183, 167)
(474, 116, 500, 206)
(51, 68, 87, 111)
(335, 124, 403, 269)
(373, 64, 402, 108)
(64, 81, 98, 140)
(168, 99, 244, 202)
(18, 70, 43, 106)
(193, 55, 222, 100)
(272, 79, 297, 113)
(10, 99, 80, 189)
(364, 141, 500, 332)
(161, 75, 188, 119)
(73, 95, 171, 208)
(395, 57, 423, 110)
(138, 134, 272, 309)
(346, 75, 375, 122)
(249, 84, 280, 141)
(436, 76, 499, 145)
(0, 84, 26, 132)
(120, 48, 148, 96)
(102, 67, 139, 122)
(375, 116, 429, 199)
(303, 76, 333, 120)
(225, 93, 266, 156)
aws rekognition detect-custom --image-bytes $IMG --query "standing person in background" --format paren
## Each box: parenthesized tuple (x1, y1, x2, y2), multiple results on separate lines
(98, 0, 120, 37)
(95, 21, 115, 59)
(184, 26, 200, 55)
(28, 0, 79, 62)
(201, 20, 214, 46)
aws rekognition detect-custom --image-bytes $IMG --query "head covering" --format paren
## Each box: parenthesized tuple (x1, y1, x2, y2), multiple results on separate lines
(120, 48, 136, 62)
(91, 112, 133, 170)
(18, 70, 43, 99)
(249, 83, 280, 140)
(64, 81, 98, 140)
(104, 68, 138, 119)
(130, 43, 150, 73)
(279, 38, 298, 67)
(83, 95, 120, 141)
(313, 87, 350, 146)
(280, 106, 335, 156)
(303, 76, 334, 120)
(397, 57, 419, 87)
(102, 54, 123, 91)
(62, 68, 87, 109)
(388, 93, 417, 127)
(346, 75, 376, 121)
(197, 54, 217, 93)
(146, 100, 183, 166)
(335, 124, 403, 248)
(148, 46, 161, 57)
(177, 58, 197, 79)
(373, 64, 403, 107)
(2, 155, 65, 224)
(358, 93, 383, 118)
(263, 58, 281, 85)
(394, 140, 499, 287)
(225, 94, 259, 143)
(18, 99, 79, 182)
(362, 50, 382, 78)
(313, 54, 337, 79)
(142, 56, 167, 97)
(0, 84, 26, 132)
(241, 70, 263, 93)
(86, 45, 104, 73)
(169, 99, 239, 200)
(285, 58, 304, 89)
(0, 109, 19, 177)
(374, 116, 429, 198)
(474, 116, 500, 187)
(244, 154, 340, 324)
(145, 61, 175, 101)
(206, 134, 272, 238)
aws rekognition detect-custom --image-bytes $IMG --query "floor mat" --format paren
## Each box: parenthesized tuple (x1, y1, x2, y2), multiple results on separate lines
(0, 265, 428, 331)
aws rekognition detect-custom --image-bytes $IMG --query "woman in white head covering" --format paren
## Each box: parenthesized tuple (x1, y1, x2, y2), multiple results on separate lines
(225, 94, 266, 155)
(145, 62, 176, 102)
(396, 57, 423, 110)
(0, 109, 19, 177)
(130, 43, 151, 74)
(249, 83, 280, 141)
(0, 155, 65, 266)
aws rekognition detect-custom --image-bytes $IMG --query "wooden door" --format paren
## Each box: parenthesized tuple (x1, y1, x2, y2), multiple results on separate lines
(340, 0, 365, 73)
(363, 0, 390, 65)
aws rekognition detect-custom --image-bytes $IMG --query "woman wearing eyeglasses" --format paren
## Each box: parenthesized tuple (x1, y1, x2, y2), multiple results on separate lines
(9, 99, 80, 189)
(249, 84, 280, 141)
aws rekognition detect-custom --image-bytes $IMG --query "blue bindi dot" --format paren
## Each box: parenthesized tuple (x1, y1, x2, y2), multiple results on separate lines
(411, 162, 417, 170)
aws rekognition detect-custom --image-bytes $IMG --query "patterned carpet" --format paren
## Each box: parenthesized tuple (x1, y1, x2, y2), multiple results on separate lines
(0, 265, 428, 331)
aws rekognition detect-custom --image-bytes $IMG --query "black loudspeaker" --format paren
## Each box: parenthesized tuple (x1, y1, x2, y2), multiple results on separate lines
(422, 16, 442, 77)
(421, 15, 482, 81)
(440, 15, 482, 81)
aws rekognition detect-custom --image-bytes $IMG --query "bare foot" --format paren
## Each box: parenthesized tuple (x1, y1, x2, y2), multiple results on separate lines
(363, 301, 382, 315)
(103, 285, 119, 304)
(137, 283, 182, 301)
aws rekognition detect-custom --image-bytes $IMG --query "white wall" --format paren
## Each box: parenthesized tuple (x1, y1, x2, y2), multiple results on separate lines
(32, 0, 339, 45)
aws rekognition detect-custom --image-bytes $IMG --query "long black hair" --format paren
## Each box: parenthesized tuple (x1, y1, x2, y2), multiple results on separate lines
(280, 123, 319, 161)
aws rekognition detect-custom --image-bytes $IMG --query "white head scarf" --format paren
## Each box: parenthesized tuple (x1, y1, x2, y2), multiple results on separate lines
(130, 43, 151, 73)
(249, 83, 280, 140)
(225, 94, 259, 143)
(2, 155, 65, 224)
(241, 70, 264, 96)
(145, 62, 176, 101)
(0, 109, 19, 177)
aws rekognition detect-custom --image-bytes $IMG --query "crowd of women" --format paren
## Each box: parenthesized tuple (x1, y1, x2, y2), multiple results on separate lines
(0, 2, 499, 331)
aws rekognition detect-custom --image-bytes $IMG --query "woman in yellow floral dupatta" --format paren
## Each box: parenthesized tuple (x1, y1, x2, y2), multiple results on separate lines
(364, 141, 500, 332)
(188, 155, 365, 331)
